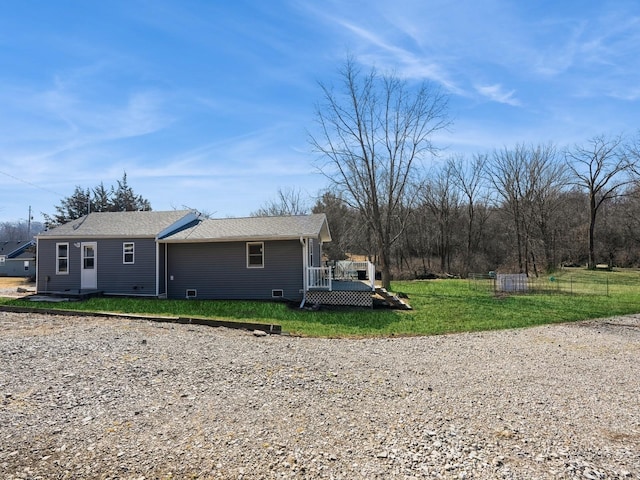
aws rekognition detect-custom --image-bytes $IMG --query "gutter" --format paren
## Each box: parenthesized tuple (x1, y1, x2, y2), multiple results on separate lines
(299, 236, 307, 309)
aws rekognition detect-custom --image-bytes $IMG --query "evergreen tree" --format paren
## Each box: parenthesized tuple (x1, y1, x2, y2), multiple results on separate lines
(43, 172, 151, 227)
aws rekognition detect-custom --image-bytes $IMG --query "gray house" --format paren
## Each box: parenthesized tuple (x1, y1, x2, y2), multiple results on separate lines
(0, 240, 36, 277)
(36, 210, 199, 297)
(36, 210, 378, 306)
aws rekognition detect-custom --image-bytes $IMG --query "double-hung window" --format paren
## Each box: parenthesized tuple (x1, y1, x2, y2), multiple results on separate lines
(123, 242, 135, 264)
(56, 243, 69, 274)
(247, 242, 264, 268)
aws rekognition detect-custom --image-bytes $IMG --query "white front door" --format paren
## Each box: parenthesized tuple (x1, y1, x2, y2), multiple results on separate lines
(81, 242, 97, 290)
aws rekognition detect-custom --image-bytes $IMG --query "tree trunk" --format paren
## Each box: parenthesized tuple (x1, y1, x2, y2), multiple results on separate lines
(588, 193, 597, 269)
(380, 251, 392, 290)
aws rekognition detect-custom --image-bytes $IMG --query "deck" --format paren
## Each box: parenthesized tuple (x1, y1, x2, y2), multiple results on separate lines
(308, 279, 373, 292)
(305, 262, 376, 307)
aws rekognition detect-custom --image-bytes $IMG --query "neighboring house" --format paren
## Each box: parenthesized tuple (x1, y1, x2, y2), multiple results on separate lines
(35, 210, 377, 306)
(0, 240, 36, 277)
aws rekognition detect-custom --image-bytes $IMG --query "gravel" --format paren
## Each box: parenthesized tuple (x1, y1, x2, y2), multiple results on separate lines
(1, 311, 639, 479)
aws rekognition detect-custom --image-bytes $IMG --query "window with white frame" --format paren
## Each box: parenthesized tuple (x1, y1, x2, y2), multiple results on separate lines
(56, 243, 69, 274)
(123, 242, 135, 264)
(246, 242, 264, 268)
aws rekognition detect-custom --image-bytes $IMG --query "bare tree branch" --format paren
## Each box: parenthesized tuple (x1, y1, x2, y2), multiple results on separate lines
(309, 57, 450, 288)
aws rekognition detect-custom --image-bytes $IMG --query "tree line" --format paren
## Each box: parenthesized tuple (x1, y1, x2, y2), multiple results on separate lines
(299, 57, 640, 288)
(307, 134, 640, 280)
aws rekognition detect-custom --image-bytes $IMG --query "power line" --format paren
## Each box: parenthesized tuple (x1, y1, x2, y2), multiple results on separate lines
(0, 169, 65, 197)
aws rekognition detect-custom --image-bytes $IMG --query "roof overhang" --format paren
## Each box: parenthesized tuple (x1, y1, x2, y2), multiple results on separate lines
(159, 234, 317, 244)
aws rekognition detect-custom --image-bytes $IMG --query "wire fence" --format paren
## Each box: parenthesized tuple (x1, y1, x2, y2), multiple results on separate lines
(468, 272, 614, 296)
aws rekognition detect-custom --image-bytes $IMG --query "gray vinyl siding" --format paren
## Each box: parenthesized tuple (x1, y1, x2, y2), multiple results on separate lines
(36, 237, 158, 295)
(36, 239, 80, 292)
(166, 240, 303, 300)
(97, 239, 157, 295)
(0, 259, 35, 277)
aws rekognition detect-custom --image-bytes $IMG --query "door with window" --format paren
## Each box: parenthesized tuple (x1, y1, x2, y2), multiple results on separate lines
(81, 242, 97, 290)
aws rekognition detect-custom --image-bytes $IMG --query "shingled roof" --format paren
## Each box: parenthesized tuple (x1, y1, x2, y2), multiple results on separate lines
(0, 240, 35, 258)
(160, 214, 331, 243)
(38, 210, 197, 238)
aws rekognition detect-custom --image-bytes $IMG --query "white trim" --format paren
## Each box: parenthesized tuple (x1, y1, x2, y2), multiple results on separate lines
(56, 242, 69, 275)
(80, 242, 97, 290)
(246, 241, 264, 268)
(123, 242, 135, 264)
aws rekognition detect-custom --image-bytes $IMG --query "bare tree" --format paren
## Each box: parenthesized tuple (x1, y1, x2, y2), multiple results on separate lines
(565, 135, 636, 269)
(524, 143, 568, 272)
(449, 154, 490, 275)
(310, 57, 450, 289)
(0, 220, 44, 240)
(487, 144, 529, 273)
(487, 143, 567, 274)
(419, 162, 461, 273)
(312, 190, 358, 261)
(252, 187, 309, 217)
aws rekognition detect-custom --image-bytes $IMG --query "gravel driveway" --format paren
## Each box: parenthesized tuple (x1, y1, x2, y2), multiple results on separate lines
(1, 311, 639, 479)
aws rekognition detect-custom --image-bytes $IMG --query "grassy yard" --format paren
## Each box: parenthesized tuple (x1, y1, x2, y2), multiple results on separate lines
(1, 268, 639, 337)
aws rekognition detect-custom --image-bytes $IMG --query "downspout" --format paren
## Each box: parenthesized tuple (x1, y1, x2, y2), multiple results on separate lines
(164, 243, 169, 298)
(35, 236, 40, 293)
(299, 236, 307, 308)
(155, 239, 159, 297)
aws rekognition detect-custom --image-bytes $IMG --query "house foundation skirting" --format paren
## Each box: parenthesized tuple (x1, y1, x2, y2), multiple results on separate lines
(306, 290, 373, 308)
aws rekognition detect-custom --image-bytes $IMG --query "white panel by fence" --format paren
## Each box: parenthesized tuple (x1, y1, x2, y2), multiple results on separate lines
(497, 273, 528, 292)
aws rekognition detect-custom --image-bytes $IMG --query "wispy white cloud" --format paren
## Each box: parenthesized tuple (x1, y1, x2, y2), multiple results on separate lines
(298, 3, 464, 94)
(474, 84, 521, 107)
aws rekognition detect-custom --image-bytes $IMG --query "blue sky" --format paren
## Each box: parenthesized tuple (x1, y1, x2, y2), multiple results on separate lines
(1, 0, 639, 224)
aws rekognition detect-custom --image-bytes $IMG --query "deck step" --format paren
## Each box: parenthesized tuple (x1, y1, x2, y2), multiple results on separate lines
(375, 287, 412, 310)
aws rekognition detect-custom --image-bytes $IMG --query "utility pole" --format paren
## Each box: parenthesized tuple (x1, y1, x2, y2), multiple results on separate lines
(27, 205, 32, 239)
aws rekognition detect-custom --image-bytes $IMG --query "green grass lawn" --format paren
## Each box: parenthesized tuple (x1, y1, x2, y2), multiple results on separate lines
(2, 268, 639, 337)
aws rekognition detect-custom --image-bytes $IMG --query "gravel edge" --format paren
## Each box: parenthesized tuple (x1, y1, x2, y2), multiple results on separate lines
(1, 311, 639, 479)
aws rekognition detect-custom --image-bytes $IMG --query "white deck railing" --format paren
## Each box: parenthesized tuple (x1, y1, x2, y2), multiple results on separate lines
(307, 266, 332, 290)
(307, 261, 376, 291)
